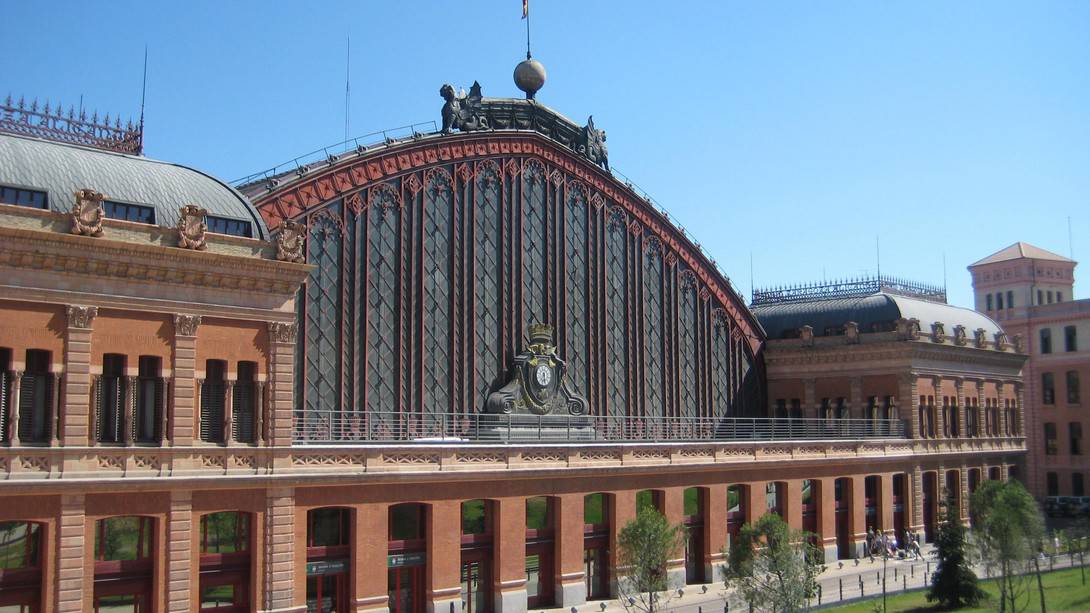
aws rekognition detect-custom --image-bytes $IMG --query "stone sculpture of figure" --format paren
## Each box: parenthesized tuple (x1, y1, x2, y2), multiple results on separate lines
(439, 81, 487, 133)
(580, 116, 609, 171)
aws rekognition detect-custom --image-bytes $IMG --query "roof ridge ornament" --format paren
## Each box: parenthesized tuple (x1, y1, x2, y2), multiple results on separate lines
(1, 94, 143, 155)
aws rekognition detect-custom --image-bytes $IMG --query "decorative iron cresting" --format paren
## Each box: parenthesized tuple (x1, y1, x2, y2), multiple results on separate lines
(1, 95, 143, 155)
(752, 274, 947, 306)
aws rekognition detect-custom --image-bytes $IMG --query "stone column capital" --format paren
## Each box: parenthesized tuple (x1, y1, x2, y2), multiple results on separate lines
(267, 321, 298, 344)
(174, 314, 202, 337)
(66, 305, 98, 329)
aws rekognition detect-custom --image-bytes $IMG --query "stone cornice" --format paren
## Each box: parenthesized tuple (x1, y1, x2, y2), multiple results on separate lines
(0, 225, 312, 296)
(0, 437, 1026, 491)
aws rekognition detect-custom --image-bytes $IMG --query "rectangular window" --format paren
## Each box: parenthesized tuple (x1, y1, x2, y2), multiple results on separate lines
(1048, 290, 1054, 304)
(233, 361, 257, 443)
(1070, 422, 1082, 456)
(1075, 474, 1085, 497)
(1057, 292, 1063, 303)
(986, 294, 993, 311)
(774, 398, 786, 418)
(997, 293, 1004, 310)
(1, 347, 11, 443)
(1041, 328, 1052, 354)
(0, 185, 48, 209)
(1065, 326, 1077, 352)
(18, 350, 53, 444)
(1038, 289, 1044, 305)
(1007, 290, 1014, 309)
(1047, 472, 1059, 496)
(135, 356, 163, 443)
(96, 354, 126, 444)
(1068, 371, 1081, 404)
(200, 360, 227, 444)
(207, 216, 253, 238)
(1045, 423, 1058, 455)
(1043, 372, 1056, 405)
(789, 398, 802, 419)
(103, 200, 156, 224)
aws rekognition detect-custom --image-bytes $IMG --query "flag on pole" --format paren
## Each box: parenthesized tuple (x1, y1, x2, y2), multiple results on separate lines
(523, 0, 528, 19)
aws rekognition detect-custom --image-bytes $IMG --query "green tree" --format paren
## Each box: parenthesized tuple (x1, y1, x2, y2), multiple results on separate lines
(927, 497, 985, 608)
(970, 480, 1046, 613)
(723, 513, 821, 613)
(616, 507, 686, 613)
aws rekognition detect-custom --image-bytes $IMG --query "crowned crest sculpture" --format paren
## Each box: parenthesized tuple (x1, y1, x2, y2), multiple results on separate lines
(176, 205, 208, 250)
(70, 189, 105, 237)
(485, 323, 589, 416)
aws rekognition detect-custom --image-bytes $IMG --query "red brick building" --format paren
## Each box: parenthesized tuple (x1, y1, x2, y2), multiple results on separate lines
(969, 242, 1088, 499)
(0, 84, 1025, 613)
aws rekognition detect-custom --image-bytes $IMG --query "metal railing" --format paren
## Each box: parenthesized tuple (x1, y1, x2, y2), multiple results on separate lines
(292, 410, 907, 444)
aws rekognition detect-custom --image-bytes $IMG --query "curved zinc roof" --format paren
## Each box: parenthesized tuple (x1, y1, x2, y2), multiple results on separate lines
(0, 132, 268, 240)
(752, 292, 1003, 340)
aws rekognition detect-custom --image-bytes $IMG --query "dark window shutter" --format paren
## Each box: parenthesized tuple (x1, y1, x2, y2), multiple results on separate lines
(201, 381, 225, 443)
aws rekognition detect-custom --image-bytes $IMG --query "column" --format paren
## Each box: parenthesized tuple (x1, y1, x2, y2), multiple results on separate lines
(493, 497, 527, 613)
(743, 483, 764, 526)
(426, 500, 461, 613)
(898, 373, 919, 439)
(7, 371, 22, 445)
(609, 491, 636, 598)
(704, 484, 727, 582)
(879, 474, 894, 533)
(55, 493, 85, 612)
(172, 314, 201, 446)
(910, 466, 924, 535)
(956, 378, 968, 438)
(932, 377, 946, 438)
(803, 378, 817, 419)
(818, 477, 838, 562)
(255, 381, 266, 445)
(62, 305, 96, 446)
(976, 381, 986, 439)
(997, 382, 1009, 436)
(1014, 382, 1025, 437)
(265, 487, 300, 613)
(959, 466, 970, 522)
(353, 503, 390, 612)
(554, 494, 586, 607)
(849, 475, 867, 558)
(224, 380, 235, 445)
(267, 322, 297, 446)
(662, 487, 686, 590)
(784, 480, 804, 531)
(166, 491, 193, 611)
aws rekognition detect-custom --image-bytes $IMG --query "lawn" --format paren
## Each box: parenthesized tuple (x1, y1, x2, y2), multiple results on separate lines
(823, 567, 1090, 612)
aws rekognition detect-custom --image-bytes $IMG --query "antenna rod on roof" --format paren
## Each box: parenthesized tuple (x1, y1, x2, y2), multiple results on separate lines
(942, 251, 948, 299)
(344, 35, 351, 147)
(139, 45, 147, 155)
(1069, 215, 1074, 260)
(876, 234, 881, 280)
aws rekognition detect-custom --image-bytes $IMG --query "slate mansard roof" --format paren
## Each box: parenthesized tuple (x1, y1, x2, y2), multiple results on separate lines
(752, 291, 1003, 340)
(0, 132, 268, 240)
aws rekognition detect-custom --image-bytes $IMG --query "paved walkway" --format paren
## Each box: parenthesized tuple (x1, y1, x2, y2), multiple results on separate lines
(553, 547, 1086, 613)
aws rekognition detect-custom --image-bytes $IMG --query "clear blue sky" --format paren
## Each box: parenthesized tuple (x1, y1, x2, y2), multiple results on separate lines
(4, 1, 1089, 308)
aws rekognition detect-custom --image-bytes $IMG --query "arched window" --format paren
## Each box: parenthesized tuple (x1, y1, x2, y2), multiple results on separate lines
(307, 508, 351, 613)
(388, 504, 426, 613)
(199, 512, 251, 612)
(583, 493, 611, 599)
(460, 500, 492, 613)
(93, 516, 154, 612)
(525, 497, 555, 607)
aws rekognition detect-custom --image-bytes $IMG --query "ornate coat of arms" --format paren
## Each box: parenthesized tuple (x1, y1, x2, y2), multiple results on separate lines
(70, 189, 105, 237)
(276, 220, 306, 263)
(485, 323, 589, 416)
(176, 205, 208, 250)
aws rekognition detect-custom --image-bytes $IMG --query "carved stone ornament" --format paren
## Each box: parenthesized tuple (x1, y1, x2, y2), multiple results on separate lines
(267, 321, 298, 344)
(930, 321, 946, 343)
(1013, 334, 1026, 353)
(844, 321, 860, 344)
(799, 325, 815, 347)
(173, 314, 202, 337)
(993, 331, 1009, 351)
(578, 115, 609, 171)
(953, 324, 968, 346)
(275, 220, 306, 264)
(895, 317, 921, 341)
(66, 305, 98, 329)
(974, 328, 988, 348)
(70, 189, 105, 237)
(485, 323, 589, 416)
(176, 205, 208, 250)
(439, 82, 487, 133)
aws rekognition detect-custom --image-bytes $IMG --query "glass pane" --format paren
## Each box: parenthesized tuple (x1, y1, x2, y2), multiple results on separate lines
(201, 584, 234, 608)
(309, 508, 346, 547)
(0, 521, 39, 569)
(683, 488, 701, 517)
(202, 512, 248, 553)
(727, 487, 741, 513)
(96, 517, 150, 561)
(462, 500, 487, 535)
(525, 554, 541, 598)
(389, 505, 422, 541)
(96, 594, 139, 612)
(526, 497, 549, 530)
(584, 494, 605, 525)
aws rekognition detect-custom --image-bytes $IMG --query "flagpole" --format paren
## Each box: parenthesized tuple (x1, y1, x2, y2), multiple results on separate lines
(525, 1, 532, 59)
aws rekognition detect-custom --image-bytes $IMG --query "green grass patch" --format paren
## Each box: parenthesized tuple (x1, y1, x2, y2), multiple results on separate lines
(822, 567, 1090, 612)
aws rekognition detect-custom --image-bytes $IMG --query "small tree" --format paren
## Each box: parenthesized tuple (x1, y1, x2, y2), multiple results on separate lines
(970, 479, 1045, 613)
(928, 497, 985, 608)
(616, 507, 686, 613)
(724, 513, 821, 613)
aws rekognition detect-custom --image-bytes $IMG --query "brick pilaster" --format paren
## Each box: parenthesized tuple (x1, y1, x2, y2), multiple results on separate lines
(910, 465, 924, 534)
(264, 487, 299, 612)
(267, 322, 297, 446)
(62, 306, 96, 445)
(55, 494, 85, 612)
(899, 373, 919, 439)
(849, 377, 863, 420)
(353, 502, 389, 612)
(704, 484, 727, 581)
(167, 490, 193, 611)
(493, 496, 527, 613)
(172, 314, 200, 446)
